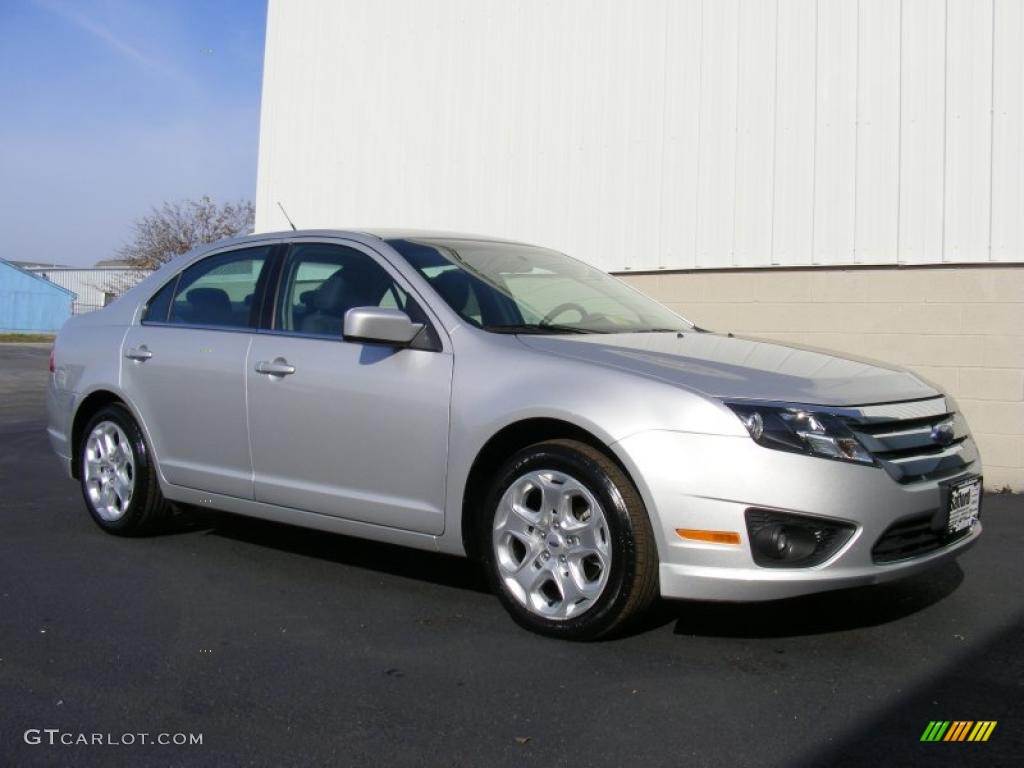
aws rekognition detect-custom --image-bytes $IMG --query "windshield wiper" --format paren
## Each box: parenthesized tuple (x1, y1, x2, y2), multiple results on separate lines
(483, 324, 596, 335)
(634, 326, 707, 333)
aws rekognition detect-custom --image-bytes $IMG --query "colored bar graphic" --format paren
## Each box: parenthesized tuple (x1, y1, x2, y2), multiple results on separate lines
(968, 722, 997, 742)
(921, 721, 950, 741)
(944, 721, 973, 741)
(920, 720, 996, 742)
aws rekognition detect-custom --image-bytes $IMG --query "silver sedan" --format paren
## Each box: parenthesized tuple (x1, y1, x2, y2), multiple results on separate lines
(47, 230, 983, 639)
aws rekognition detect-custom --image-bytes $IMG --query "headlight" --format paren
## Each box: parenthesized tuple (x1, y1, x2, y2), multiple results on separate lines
(724, 402, 875, 465)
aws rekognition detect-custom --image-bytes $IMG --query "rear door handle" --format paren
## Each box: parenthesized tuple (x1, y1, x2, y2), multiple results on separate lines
(254, 358, 296, 377)
(125, 346, 152, 361)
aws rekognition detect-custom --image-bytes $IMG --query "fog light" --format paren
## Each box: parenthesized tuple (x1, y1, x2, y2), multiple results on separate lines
(745, 508, 856, 568)
(752, 524, 817, 562)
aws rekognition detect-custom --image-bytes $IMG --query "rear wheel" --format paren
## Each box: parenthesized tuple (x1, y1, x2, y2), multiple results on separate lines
(480, 439, 658, 639)
(79, 404, 171, 535)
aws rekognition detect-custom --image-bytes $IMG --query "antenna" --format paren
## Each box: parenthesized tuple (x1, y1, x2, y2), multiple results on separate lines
(277, 202, 298, 231)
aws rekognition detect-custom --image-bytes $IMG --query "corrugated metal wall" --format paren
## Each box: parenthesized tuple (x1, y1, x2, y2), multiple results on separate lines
(256, 0, 1024, 273)
(31, 268, 149, 314)
(0, 261, 74, 332)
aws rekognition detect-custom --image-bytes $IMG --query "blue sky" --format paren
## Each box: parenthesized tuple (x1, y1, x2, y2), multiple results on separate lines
(0, 0, 267, 266)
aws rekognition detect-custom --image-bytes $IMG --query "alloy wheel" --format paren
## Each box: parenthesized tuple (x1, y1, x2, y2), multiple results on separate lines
(492, 469, 612, 620)
(83, 420, 136, 521)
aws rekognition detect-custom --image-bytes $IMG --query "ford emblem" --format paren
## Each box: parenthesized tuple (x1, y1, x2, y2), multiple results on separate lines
(930, 422, 955, 446)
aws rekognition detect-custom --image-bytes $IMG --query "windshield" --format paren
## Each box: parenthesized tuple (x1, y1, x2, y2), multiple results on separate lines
(388, 238, 693, 334)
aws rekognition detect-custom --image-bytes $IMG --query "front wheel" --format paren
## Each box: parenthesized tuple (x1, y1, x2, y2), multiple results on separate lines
(480, 439, 659, 640)
(79, 404, 171, 536)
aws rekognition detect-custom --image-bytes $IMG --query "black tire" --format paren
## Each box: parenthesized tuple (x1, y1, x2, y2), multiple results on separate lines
(479, 439, 659, 640)
(78, 404, 171, 536)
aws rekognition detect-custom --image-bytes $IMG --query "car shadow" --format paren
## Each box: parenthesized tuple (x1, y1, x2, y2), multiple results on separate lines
(651, 559, 964, 638)
(167, 505, 965, 637)
(174, 506, 491, 594)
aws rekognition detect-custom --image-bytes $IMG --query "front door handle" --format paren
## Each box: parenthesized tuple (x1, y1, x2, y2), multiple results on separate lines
(254, 358, 296, 377)
(125, 345, 153, 362)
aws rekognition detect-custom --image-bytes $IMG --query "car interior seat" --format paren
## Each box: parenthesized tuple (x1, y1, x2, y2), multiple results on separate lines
(429, 270, 473, 315)
(301, 263, 393, 336)
(185, 287, 234, 326)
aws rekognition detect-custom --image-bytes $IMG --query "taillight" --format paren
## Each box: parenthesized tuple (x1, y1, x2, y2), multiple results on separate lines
(49, 346, 55, 373)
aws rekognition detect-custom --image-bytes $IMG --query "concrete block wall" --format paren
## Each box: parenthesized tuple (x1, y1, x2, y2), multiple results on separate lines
(620, 265, 1024, 491)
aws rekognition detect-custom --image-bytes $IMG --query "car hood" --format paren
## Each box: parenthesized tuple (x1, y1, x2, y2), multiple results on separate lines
(517, 332, 938, 406)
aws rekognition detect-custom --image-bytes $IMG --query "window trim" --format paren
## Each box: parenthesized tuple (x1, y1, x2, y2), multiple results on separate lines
(138, 243, 283, 332)
(265, 239, 443, 351)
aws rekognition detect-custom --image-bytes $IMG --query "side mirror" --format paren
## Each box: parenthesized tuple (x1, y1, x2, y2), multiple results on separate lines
(343, 307, 424, 347)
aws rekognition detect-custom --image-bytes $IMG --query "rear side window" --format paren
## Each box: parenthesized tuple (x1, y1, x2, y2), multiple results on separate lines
(163, 246, 271, 329)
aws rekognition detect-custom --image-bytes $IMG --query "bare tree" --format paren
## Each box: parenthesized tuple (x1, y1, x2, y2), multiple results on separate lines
(117, 198, 255, 270)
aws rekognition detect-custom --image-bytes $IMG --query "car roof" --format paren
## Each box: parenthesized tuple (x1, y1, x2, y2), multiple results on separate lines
(233, 228, 530, 246)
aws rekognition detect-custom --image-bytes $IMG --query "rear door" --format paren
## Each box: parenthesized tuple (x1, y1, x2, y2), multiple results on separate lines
(245, 240, 452, 534)
(121, 243, 277, 498)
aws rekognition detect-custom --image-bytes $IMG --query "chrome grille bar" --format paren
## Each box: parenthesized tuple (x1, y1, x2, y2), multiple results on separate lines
(841, 398, 978, 484)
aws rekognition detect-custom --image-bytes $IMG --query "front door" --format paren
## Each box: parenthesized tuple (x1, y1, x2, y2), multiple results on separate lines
(246, 241, 452, 534)
(121, 244, 275, 498)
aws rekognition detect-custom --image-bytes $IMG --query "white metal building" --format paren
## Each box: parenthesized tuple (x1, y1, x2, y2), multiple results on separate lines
(256, 0, 1024, 488)
(31, 266, 149, 315)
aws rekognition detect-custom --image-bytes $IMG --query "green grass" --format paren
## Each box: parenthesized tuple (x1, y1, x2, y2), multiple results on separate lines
(0, 333, 55, 343)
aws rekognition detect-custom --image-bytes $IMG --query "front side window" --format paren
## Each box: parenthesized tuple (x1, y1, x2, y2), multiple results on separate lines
(158, 246, 271, 329)
(389, 238, 692, 334)
(142, 277, 176, 323)
(276, 243, 409, 336)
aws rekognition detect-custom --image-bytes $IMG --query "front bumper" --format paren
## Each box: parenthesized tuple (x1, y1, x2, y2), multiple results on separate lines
(614, 430, 982, 602)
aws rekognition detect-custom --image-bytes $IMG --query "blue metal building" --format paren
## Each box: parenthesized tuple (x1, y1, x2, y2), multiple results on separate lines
(0, 258, 76, 333)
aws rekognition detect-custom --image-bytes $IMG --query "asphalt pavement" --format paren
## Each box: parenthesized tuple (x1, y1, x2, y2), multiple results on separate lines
(1, 344, 1021, 767)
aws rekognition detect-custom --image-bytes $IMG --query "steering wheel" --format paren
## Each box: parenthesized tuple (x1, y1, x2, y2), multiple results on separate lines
(540, 302, 588, 326)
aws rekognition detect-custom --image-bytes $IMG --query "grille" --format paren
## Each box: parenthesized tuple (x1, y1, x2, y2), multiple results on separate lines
(842, 398, 978, 484)
(872, 512, 971, 563)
